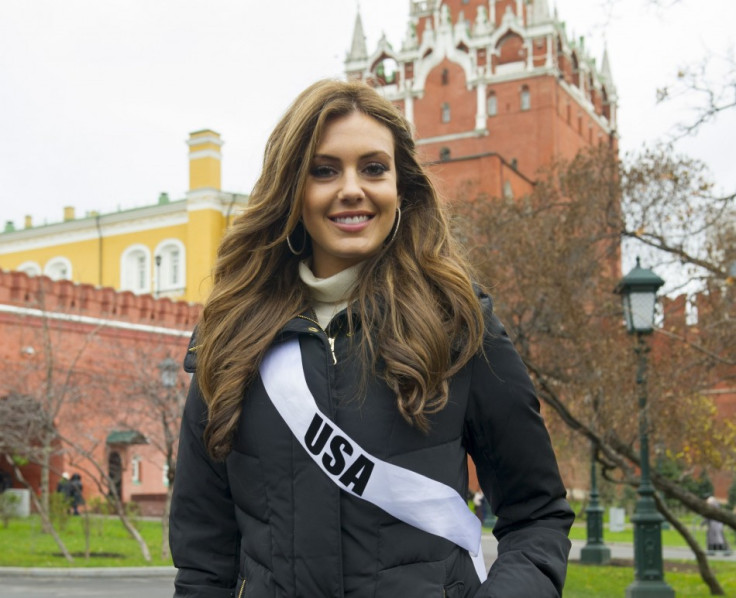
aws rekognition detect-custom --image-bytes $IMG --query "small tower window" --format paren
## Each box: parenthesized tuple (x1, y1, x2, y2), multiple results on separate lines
(520, 85, 531, 111)
(441, 68, 449, 85)
(440, 147, 451, 161)
(487, 92, 498, 117)
(441, 102, 451, 123)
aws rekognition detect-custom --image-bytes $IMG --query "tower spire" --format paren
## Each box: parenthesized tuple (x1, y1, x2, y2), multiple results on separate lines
(601, 43, 615, 90)
(347, 6, 368, 62)
(529, 0, 551, 24)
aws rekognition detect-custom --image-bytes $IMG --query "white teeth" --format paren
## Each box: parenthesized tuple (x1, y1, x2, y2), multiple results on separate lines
(333, 215, 371, 224)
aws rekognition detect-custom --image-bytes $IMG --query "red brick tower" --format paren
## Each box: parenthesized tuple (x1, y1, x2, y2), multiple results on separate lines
(345, 0, 618, 199)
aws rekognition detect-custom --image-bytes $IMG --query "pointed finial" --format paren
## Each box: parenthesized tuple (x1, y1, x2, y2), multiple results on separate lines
(347, 5, 368, 62)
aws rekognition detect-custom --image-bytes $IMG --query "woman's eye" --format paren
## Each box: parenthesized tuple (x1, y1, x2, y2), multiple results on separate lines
(310, 165, 336, 178)
(364, 162, 388, 176)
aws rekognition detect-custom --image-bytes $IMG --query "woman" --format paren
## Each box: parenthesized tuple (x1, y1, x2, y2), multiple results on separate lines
(170, 79, 573, 597)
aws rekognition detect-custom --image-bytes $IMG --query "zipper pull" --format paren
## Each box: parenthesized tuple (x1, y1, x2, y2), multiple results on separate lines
(328, 336, 337, 365)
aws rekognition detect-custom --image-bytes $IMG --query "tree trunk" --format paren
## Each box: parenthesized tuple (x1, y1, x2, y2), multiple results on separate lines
(654, 493, 724, 596)
(7, 457, 73, 563)
(111, 498, 151, 562)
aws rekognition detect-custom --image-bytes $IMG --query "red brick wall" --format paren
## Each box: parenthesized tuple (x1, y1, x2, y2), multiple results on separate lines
(0, 270, 199, 513)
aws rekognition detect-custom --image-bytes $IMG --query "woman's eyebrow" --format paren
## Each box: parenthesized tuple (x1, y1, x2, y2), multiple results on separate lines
(312, 150, 393, 161)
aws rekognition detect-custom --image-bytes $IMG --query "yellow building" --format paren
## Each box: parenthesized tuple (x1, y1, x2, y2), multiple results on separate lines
(0, 130, 247, 304)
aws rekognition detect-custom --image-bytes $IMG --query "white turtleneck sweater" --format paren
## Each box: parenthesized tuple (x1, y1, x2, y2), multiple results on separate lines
(298, 261, 362, 329)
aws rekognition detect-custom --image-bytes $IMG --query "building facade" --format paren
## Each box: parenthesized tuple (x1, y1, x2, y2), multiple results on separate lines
(0, 130, 247, 305)
(346, 0, 617, 200)
(0, 270, 199, 515)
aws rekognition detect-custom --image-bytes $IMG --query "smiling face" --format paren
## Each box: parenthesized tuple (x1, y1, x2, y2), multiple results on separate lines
(301, 111, 399, 278)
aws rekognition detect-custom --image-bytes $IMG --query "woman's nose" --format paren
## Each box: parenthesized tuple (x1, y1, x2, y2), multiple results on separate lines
(338, 170, 365, 201)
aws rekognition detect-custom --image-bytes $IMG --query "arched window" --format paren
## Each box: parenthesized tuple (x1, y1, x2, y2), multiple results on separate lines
(441, 68, 449, 85)
(17, 261, 41, 277)
(154, 239, 186, 294)
(44, 257, 72, 281)
(441, 102, 451, 123)
(487, 92, 498, 117)
(520, 85, 531, 111)
(121, 244, 151, 294)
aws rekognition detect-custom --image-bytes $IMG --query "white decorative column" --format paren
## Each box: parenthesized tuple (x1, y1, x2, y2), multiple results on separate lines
(475, 79, 487, 130)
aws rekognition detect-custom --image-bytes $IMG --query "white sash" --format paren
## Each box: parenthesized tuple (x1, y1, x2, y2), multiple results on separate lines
(259, 338, 487, 582)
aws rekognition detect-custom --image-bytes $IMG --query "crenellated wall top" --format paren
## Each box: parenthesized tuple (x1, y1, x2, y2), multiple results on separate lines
(0, 269, 201, 330)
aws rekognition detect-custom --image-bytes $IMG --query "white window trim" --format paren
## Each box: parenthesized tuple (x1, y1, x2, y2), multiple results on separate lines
(120, 244, 152, 294)
(131, 456, 142, 484)
(520, 87, 531, 111)
(153, 238, 186, 293)
(44, 256, 73, 281)
(487, 93, 498, 117)
(17, 261, 42, 276)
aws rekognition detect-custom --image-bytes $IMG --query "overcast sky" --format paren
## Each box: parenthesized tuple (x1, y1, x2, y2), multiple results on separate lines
(1, 0, 734, 232)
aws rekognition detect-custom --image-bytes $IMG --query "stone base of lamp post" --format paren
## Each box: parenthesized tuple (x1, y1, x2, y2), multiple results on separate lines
(625, 505, 675, 597)
(626, 581, 676, 597)
(580, 502, 611, 565)
(580, 542, 612, 565)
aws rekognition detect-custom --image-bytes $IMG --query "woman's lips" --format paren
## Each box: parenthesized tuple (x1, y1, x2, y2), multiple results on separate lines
(329, 213, 374, 231)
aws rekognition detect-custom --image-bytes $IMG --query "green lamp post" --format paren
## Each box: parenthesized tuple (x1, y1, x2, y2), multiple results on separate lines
(580, 440, 611, 565)
(614, 258, 675, 597)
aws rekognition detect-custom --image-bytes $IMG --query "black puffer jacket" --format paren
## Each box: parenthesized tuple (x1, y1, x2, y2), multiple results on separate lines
(170, 295, 573, 597)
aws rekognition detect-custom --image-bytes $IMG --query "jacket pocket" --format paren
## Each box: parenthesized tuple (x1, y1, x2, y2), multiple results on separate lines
(443, 580, 465, 598)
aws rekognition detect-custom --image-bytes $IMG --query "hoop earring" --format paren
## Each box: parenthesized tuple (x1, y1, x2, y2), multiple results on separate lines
(286, 224, 307, 256)
(386, 206, 401, 246)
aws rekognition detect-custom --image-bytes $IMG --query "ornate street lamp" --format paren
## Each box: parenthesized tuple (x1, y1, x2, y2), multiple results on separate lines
(614, 258, 674, 597)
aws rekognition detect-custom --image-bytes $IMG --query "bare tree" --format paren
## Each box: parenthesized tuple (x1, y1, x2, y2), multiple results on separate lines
(453, 144, 734, 593)
(107, 344, 188, 560)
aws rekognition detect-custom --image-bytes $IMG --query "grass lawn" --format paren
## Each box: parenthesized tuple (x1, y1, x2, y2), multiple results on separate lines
(567, 521, 711, 548)
(2, 515, 735, 596)
(0, 514, 173, 567)
(566, 560, 736, 597)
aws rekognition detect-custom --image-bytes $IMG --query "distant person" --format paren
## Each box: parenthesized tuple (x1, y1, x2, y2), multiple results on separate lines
(0, 469, 12, 493)
(56, 472, 72, 504)
(705, 496, 728, 553)
(473, 490, 485, 523)
(69, 473, 84, 516)
(170, 79, 573, 597)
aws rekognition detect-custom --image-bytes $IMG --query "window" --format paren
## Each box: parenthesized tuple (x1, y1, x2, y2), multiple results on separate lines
(131, 456, 142, 484)
(520, 86, 531, 111)
(163, 464, 170, 487)
(441, 68, 449, 85)
(487, 92, 498, 117)
(441, 102, 451, 123)
(44, 257, 72, 281)
(503, 181, 513, 200)
(17, 261, 41, 277)
(154, 240, 186, 294)
(121, 245, 151, 294)
(439, 147, 451, 161)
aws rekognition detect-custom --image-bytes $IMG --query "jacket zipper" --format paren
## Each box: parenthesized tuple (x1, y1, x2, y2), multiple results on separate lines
(296, 314, 337, 365)
(237, 577, 246, 598)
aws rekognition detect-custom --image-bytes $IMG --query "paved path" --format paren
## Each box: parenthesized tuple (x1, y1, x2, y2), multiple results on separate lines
(1, 535, 733, 598)
(481, 534, 735, 567)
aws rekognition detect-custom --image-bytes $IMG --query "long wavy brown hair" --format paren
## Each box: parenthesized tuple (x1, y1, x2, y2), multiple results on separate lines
(197, 79, 485, 460)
